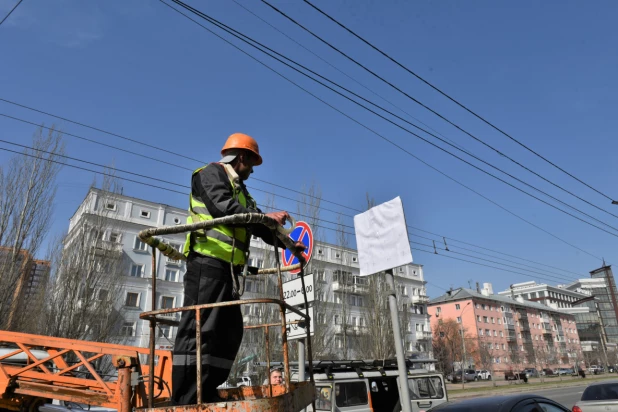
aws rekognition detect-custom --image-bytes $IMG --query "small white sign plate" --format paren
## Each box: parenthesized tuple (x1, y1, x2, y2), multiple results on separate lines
(282, 274, 314, 307)
(354, 196, 413, 276)
(286, 307, 314, 341)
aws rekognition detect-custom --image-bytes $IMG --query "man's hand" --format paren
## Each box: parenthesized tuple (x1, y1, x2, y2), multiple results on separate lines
(293, 241, 306, 253)
(265, 211, 291, 226)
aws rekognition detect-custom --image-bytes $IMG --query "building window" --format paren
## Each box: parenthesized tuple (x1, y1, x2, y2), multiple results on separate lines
(335, 252, 341, 259)
(479, 329, 483, 336)
(105, 202, 117, 211)
(352, 256, 358, 262)
(134, 237, 148, 252)
(457, 317, 462, 323)
(498, 318, 502, 324)
(318, 313, 325, 324)
(491, 317, 495, 324)
(436, 307, 441, 314)
(477, 315, 481, 322)
(161, 296, 174, 309)
(165, 269, 178, 282)
(493, 330, 497, 336)
(126, 292, 139, 307)
(483, 316, 489, 323)
(317, 249, 323, 255)
(455, 304, 461, 310)
(334, 315, 340, 325)
(98, 289, 109, 301)
(174, 217, 181, 224)
(121, 322, 135, 337)
(485, 329, 490, 336)
(317, 270, 326, 282)
(109, 232, 121, 243)
(140, 210, 151, 218)
(158, 325, 171, 338)
(130, 264, 144, 278)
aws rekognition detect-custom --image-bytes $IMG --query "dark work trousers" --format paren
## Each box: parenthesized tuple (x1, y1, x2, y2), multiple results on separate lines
(172, 253, 243, 405)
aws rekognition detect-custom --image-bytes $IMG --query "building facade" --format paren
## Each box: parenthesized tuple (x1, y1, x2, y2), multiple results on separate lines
(428, 283, 583, 374)
(68, 189, 432, 359)
(0, 247, 51, 328)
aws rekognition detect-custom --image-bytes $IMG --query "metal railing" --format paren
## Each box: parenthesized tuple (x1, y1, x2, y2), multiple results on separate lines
(137, 213, 315, 408)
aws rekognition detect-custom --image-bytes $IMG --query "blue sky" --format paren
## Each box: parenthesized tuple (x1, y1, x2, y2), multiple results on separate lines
(1, 0, 617, 297)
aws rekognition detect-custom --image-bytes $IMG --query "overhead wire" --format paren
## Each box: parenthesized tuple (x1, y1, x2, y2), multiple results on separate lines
(261, 0, 618, 219)
(229, 0, 465, 152)
(155, 0, 603, 259)
(0, 0, 602, 260)
(160, 1, 618, 237)
(302, 0, 617, 204)
(2, 138, 583, 287)
(0, 0, 24, 27)
(0, 138, 585, 283)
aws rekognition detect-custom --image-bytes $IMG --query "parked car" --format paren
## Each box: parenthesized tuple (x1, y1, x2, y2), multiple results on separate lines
(521, 368, 540, 378)
(588, 365, 603, 375)
(573, 381, 618, 412)
(555, 368, 573, 375)
(542, 368, 555, 376)
(429, 394, 570, 411)
(504, 370, 527, 382)
(476, 370, 492, 380)
(450, 369, 479, 382)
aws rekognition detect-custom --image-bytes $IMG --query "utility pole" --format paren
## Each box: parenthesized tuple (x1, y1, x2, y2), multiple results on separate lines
(459, 302, 471, 390)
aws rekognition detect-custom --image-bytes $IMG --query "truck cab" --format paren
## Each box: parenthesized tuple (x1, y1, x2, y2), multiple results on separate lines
(291, 359, 447, 412)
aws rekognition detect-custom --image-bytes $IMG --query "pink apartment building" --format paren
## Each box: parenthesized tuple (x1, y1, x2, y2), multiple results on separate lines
(427, 284, 583, 374)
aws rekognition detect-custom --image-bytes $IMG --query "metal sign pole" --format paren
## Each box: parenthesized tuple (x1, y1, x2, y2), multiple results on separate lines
(385, 269, 412, 412)
(298, 338, 306, 412)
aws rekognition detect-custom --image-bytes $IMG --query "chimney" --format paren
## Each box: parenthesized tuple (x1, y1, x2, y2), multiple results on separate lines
(476, 282, 481, 293)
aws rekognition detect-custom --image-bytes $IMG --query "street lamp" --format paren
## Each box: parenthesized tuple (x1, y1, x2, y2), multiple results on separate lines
(459, 302, 472, 389)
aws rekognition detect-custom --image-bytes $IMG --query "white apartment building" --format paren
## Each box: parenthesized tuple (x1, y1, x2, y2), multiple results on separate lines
(67, 188, 432, 358)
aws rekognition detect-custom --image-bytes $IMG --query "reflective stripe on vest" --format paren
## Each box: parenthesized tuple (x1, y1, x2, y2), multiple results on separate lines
(183, 164, 257, 265)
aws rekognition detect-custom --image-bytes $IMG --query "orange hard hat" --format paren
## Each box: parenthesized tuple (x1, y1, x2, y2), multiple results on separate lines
(221, 133, 262, 165)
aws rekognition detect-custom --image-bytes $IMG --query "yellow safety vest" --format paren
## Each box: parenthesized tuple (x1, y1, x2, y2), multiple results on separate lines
(183, 163, 257, 265)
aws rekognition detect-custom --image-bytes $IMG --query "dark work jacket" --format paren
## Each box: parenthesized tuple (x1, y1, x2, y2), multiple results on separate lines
(191, 163, 286, 250)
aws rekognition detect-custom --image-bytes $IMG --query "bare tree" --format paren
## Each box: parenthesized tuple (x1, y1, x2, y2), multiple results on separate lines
(0, 126, 65, 330)
(357, 272, 396, 359)
(432, 319, 473, 375)
(477, 337, 498, 386)
(42, 173, 127, 342)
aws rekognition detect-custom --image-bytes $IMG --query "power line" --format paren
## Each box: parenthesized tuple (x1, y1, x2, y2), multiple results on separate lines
(0, 0, 24, 27)
(0, 1, 601, 260)
(261, 0, 618, 218)
(302, 0, 617, 204)
(0, 138, 585, 282)
(162, 1, 618, 236)
(6, 142, 571, 289)
(229, 0, 465, 152)
(156, 0, 605, 257)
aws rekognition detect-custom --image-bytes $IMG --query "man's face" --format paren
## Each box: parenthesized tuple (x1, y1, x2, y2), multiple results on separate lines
(236, 151, 260, 181)
(270, 371, 283, 384)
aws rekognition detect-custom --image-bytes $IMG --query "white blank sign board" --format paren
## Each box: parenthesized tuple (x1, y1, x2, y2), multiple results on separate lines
(354, 197, 413, 276)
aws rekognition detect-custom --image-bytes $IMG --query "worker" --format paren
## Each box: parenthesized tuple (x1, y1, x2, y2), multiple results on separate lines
(172, 133, 305, 405)
(269, 369, 284, 385)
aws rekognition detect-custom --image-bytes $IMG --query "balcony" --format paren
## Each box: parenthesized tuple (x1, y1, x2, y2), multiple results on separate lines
(155, 311, 180, 326)
(505, 335, 516, 342)
(416, 331, 432, 340)
(332, 282, 368, 294)
(410, 295, 429, 304)
(91, 240, 123, 255)
(333, 324, 368, 335)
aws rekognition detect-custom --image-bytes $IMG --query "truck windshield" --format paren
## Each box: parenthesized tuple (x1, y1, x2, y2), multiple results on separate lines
(408, 376, 444, 399)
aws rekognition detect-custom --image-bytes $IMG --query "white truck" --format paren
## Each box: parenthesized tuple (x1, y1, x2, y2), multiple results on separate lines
(286, 359, 448, 412)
